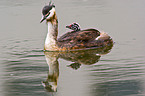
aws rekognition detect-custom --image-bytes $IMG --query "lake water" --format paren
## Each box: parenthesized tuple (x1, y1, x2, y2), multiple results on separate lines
(0, 0, 145, 96)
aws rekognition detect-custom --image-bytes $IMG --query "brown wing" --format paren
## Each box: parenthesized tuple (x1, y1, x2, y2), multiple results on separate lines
(57, 29, 100, 42)
(57, 29, 101, 49)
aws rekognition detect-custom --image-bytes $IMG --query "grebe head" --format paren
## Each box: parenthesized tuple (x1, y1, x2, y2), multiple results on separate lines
(66, 23, 81, 31)
(40, 2, 55, 23)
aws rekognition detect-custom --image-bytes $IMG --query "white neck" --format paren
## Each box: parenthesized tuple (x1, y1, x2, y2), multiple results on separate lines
(44, 21, 58, 50)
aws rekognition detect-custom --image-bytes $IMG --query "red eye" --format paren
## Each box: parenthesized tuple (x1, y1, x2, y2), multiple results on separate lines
(45, 12, 50, 17)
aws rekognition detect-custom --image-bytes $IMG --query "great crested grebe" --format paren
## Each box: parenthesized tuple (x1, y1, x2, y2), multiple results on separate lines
(40, 2, 113, 51)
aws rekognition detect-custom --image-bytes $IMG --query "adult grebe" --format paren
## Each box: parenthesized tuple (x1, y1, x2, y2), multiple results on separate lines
(40, 2, 113, 51)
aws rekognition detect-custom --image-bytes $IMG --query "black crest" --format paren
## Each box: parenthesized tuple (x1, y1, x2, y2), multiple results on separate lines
(42, 1, 55, 16)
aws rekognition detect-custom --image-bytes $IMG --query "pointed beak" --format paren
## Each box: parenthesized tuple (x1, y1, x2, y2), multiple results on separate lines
(66, 25, 71, 29)
(66, 25, 69, 28)
(40, 12, 50, 23)
(40, 16, 46, 23)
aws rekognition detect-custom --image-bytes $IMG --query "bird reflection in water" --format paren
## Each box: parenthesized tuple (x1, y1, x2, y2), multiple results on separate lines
(42, 44, 113, 92)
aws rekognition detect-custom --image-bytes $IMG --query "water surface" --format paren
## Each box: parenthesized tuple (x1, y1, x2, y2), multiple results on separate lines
(0, 0, 145, 96)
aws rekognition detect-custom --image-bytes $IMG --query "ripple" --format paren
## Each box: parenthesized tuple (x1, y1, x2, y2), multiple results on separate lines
(86, 56, 145, 84)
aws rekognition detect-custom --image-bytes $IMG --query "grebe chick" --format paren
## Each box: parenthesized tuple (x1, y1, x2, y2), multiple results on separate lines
(66, 23, 112, 41)
(66, 23, 81, 31)
(40, 2, 113, 51)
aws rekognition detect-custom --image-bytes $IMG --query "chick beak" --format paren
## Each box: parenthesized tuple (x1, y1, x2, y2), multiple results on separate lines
(66, 25, 72, 29)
